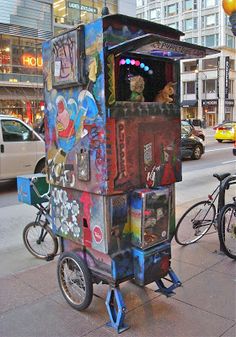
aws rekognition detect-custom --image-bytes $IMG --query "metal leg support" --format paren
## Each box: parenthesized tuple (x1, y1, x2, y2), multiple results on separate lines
(105, 286, 129, 333)
(155, 268, 182, 297)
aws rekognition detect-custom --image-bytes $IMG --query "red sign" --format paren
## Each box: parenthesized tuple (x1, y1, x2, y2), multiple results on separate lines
(22, 54, 43, 68)
(93, 226, 103, 244)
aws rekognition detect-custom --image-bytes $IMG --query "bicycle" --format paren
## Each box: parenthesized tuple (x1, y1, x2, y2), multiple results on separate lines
(218, 197, 236, 260)
(174, 172, 234, 246)
(23, 178, 59, 260)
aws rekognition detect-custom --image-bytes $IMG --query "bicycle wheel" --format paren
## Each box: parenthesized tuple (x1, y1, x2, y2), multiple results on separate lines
(57, 252, 93, 311)
(23, 221, 58, 260)
(175, 201, 216, 245)
(218, 203, 236, 260)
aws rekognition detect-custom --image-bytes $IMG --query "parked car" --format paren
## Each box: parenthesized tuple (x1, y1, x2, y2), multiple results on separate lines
(181, 125, 205, 160)
(214, 121, 236, 142)
(181, 120, 205, 141)
(0, 115, 46, 180)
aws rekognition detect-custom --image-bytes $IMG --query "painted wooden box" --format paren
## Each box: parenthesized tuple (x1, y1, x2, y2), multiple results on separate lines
(130, 187, 170, 249)
(17, 174, 49, 205)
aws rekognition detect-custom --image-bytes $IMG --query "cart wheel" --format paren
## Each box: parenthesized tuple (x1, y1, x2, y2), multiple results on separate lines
(57, 251, 93, 311)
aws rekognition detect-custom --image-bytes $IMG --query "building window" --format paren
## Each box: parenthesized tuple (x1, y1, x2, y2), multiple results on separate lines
(183, 61, 198, 72)
(184, 37, 198, 44)
(183, 0, 197, 11)
(165, 3, 178, 17)
(202, 58, 218, 70)
(168, 22, 179, 30)
(184, 17, 197, 31)
(136, 0, 144, 7)
(149, 8, 161, 20)
(229, 58, 235, 71)
(203, 79, 217, 94)
(0, 34, 42, 76)
(184, 81, 195, 94)
(201, 0, 218, 8)
(202, 14, 218, 28)
(226, 35, 234, 49)
(202, 34, 218, 47)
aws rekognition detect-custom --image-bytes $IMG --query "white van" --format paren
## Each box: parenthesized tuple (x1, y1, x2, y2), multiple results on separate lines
(0, 115, 46, 180)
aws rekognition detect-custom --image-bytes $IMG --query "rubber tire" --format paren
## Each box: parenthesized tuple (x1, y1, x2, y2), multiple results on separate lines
(217, 140, 223, 143)
(218, 204, 236, 260)
(175, 201, 216, 246)
(35, 159, 46, 174)
(23, 221, 58, 260)
(57, 252, 93, 311)
(191, 145, 202, 160)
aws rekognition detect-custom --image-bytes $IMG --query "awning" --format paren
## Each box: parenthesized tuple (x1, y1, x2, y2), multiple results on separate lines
(181, 100, 198, 107)
(107, 33, 219, 60)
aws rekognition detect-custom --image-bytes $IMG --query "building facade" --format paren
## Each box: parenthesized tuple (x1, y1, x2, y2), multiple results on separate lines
(0, 0, 136, 125)
(53, 0, 136, 37)
(136, 0, 236, 126)
(0, 0, 53, 124)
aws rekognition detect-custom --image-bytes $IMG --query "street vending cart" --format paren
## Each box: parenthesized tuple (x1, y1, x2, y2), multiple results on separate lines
(39, 14, 216, 333)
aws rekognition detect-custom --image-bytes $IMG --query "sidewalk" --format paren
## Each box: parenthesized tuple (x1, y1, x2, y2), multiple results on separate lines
(0, 230, 235, 336)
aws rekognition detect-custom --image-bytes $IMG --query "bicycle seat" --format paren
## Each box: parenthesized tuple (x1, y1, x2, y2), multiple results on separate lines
(213, 173, 231, 181)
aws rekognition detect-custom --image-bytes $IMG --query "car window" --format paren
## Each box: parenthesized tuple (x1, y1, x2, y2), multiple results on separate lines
(1, 120, 34, 142)
(181, 120, 193, 130)
(181, 125, 190, 135)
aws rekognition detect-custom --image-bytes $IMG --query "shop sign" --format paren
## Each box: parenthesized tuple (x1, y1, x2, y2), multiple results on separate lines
(22, 54, 43, 68)
(202, 99, 218, 106)
(225, 99, 234, 107)
(68, 2, 98, 14)
(225, 56, 230, 99)
(217, 57, 220, 98)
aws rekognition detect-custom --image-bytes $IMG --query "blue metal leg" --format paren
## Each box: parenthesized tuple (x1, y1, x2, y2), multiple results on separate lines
(155, 267, 182, 297)
(105, 286, 129, 333)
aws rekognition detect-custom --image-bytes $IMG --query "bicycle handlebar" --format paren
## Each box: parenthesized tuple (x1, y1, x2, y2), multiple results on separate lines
(31, 177, 50, 200)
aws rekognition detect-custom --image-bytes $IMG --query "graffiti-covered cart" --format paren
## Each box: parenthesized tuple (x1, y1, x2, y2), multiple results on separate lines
(40, 14, 216, 333)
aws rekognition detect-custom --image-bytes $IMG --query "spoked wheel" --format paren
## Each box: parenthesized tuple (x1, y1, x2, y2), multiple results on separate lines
(57, 252, 93, 310)
(218, 203, 236, 260)
(175, 201, 216, 245)
(23, 221, 58, 259)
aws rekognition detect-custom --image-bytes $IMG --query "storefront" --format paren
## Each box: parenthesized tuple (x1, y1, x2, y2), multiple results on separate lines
(202, 99, 218, 127)
(225, 99, 234, 121)
(54, 0, 118, 25)
(0, 34, 44, 125)
(180, 100, 198, 120)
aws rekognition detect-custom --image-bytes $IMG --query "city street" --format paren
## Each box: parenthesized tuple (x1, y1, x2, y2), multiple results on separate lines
(0, 128, 236, 337)
(0, 128, 235, 276)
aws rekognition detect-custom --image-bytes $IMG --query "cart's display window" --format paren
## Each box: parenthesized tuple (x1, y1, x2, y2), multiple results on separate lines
(116, 55, 176, 103)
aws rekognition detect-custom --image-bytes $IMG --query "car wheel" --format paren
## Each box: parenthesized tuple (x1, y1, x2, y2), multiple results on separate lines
(35, 159, 46, 174)
(217, 140, 223, 143)
(191, 145, 202, 160)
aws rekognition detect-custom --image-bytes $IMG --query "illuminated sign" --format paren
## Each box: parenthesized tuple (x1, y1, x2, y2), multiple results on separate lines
(22, 54, 43, 68)
(68, 2, 98, 14)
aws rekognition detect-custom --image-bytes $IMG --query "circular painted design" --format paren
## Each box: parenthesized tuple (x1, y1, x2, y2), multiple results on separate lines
(93, 226, 103, 244)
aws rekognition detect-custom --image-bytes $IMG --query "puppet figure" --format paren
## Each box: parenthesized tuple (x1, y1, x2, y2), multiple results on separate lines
(130, 75, 145, 102)
(154, 82, 176, 104)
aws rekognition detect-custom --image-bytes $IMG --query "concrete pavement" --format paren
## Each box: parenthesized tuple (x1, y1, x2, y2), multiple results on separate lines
(0, 202, 235, 337)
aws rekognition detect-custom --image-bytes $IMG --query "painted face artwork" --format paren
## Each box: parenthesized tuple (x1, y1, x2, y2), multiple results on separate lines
(58, 42, 74, 80)
(57, 99, 70, 131)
